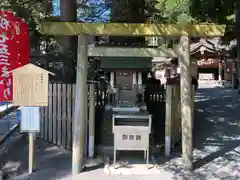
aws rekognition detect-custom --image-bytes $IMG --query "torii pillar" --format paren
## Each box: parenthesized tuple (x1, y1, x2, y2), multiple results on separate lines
(179, 35, 193, 170)
(72, 33, 88, 174)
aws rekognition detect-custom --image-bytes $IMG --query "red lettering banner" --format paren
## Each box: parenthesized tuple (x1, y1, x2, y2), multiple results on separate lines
(0, 10, 30, 102)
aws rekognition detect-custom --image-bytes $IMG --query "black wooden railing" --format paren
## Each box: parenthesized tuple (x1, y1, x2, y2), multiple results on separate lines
(0, 106, 20, 147)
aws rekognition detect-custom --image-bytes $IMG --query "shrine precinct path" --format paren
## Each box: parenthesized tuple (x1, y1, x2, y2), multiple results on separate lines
(2, 84, 240, 180)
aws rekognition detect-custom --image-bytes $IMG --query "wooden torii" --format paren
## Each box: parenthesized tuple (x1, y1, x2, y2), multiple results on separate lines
(40, 22, 225, 175)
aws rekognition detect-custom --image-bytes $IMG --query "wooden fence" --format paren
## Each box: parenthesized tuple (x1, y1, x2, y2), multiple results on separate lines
(39, 83, 166, 149)
(170, 85, 181, 147)
(39, 83, 107, 149)
(145, 84, 165, 103)
(165, 84, 195, 153)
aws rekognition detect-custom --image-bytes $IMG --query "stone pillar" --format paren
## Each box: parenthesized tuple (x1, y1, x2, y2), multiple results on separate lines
(132, 72, 137, 100)
(137, 72, 144, 101)
(218, 61, 222, 81)
(110, 72, 115, 87)
(108, 72, 115, 102)
(133, 72, 137, 86)
(137, 72, 143, 89)
(137, 72, 142, 85)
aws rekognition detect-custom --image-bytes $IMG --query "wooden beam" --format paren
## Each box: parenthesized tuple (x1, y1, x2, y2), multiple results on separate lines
(88, 47, 178, 57)
(40, 22, 226, 37)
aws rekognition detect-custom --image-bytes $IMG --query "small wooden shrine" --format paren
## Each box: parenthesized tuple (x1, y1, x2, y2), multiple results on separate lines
(99, 56, 152, 147)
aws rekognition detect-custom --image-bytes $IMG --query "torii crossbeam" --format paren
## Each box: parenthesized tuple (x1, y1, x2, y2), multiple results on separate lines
(40, 22, 226, 175)
(40, 22, 225, 36)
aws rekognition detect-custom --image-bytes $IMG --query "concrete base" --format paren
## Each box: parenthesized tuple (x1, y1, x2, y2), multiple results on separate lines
(84, 157, 104, 168)
(1, 161, 22, 179)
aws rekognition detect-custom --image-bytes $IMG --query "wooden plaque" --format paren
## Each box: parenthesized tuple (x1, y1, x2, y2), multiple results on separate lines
(11, 64, 53, 106)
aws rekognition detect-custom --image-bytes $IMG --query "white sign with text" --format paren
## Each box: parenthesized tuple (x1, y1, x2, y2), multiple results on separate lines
(21, 106, 40, 132)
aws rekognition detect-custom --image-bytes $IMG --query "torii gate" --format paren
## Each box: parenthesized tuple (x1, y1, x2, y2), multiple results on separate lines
(40, 22, 225, 175)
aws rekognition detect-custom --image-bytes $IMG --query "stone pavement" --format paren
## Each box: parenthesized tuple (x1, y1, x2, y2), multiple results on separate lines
(153, 85, 240, 180)
(0, 103, 20, 156)
(4, 85, 240, 180)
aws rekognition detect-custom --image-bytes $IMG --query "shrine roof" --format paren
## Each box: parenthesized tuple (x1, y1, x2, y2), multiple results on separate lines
(99, 57, 152, 69)
(190, 38, 237, 57)
(190, 38, 220, 55)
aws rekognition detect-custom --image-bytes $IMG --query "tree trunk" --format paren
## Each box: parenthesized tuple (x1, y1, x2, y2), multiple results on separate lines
(45, 0, 52, 15)
(60, 0, 77, 49)
(59, 0, 77, 81)
(110, 0, 145, 46)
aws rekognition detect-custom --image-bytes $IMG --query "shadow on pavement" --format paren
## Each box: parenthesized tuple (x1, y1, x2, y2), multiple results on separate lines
(154, 88, 240, 179)
(3, 87, 240, 180)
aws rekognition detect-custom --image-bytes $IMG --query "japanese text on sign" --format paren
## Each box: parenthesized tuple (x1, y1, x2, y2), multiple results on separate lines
(0, 11, 30, 102)
(0, 16, 10, 30)
(122, 134, 142, 140)
(0, 30, 11, 99)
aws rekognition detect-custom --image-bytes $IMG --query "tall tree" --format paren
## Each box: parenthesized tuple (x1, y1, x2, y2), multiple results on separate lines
(190, 0, 236, 24)
(0, 0, 54, 50)
(109, 0, 146, 46)
(59, 0, 77, 80)
(59, 0, 77, 49)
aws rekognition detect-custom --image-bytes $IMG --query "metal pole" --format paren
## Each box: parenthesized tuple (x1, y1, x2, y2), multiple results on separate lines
(88, 83, 95, 158)
(72, 33, 89, 175)
(179, 35, 193, 171)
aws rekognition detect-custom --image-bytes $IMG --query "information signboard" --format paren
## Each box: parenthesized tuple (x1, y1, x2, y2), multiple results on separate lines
(21, 106, 40, 132)
(12, 63, 54, 106)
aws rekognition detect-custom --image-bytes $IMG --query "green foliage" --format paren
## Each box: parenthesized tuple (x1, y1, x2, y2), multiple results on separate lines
(190, 0, 237, 40)
(152, 0, 236, 25)
(148, 0, 237, 41)
(151, 0, 193, 24)
(190, 0, 236, 24)
(0, 0, 53, 49)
